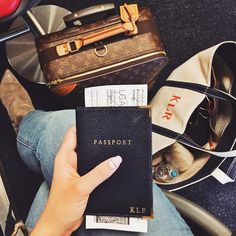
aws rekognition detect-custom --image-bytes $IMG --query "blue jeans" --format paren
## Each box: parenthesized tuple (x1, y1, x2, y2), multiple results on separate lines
(17, 110, 193, 236)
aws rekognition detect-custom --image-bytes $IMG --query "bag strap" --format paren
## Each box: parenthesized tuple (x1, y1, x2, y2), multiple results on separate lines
(164, 80, 235, 102)
(152, 124, 236, 158)
(152, 80, 236, 158)
(63, 3, 116, 26)
(219, 158, 236, 180)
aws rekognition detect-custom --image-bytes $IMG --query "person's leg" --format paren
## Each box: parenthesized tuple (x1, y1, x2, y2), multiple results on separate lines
(25, 181, 49, 231)
(0, 70, 75, 185)
(148, 184, 193, 236)
(17, 109, 76, 184)
(0, 70, 35, 132)
(74, 184, 193, 236)
(26, 182, 193, 236)
(19, 110, 192, 235)
(1, 71, 191, 235)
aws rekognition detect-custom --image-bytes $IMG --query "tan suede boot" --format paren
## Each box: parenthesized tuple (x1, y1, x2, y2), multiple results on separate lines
(0, 69, 35, 132)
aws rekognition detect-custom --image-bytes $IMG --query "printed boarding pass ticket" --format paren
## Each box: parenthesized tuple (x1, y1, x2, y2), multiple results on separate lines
(84, 84, 148, 107)
(84, 84, 148, 232)
(86, 216, 148, 233)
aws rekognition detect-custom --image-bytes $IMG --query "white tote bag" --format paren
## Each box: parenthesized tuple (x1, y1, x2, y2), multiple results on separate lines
(151, 41, 236, 191)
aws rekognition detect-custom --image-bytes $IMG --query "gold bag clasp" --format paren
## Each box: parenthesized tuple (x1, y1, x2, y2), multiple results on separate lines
(56, 39, 83, 56)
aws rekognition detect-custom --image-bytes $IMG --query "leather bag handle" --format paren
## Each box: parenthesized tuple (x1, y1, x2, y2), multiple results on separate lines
(63, 3, 115, 26)
(57, 4, 139, 57)
(152, 81, 236, 158)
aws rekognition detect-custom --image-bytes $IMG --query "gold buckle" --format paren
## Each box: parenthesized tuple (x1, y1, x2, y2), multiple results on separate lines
(56, 39, 83, 56)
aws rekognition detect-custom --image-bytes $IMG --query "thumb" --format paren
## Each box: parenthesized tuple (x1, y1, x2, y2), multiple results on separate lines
(56, 127, 77, 165)
(59, 127, 77, 153)
(80, 156, 122, 194)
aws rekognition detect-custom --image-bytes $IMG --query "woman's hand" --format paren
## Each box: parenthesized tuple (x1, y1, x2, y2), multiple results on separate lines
(31, 127, 122, 236)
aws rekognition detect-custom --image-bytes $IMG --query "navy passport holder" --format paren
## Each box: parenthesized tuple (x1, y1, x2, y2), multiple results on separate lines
(76, 107, 153, 218)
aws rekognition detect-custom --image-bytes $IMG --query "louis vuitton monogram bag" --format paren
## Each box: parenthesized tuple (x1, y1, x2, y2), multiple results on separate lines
(35, 3, 168, 98)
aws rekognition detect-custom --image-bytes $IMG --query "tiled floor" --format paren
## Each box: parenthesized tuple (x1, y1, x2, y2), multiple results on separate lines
(0, 176, 9, 234)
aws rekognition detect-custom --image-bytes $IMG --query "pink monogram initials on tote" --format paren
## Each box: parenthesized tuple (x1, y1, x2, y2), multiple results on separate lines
(162, 95, 182, 120)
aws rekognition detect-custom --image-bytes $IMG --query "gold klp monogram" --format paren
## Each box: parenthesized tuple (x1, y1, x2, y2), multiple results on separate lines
(93, 139, 132, 145)
(130, 207, 146, 214)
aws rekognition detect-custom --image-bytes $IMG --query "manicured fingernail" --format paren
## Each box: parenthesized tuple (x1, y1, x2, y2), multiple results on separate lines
(110, 156, 122, 169)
